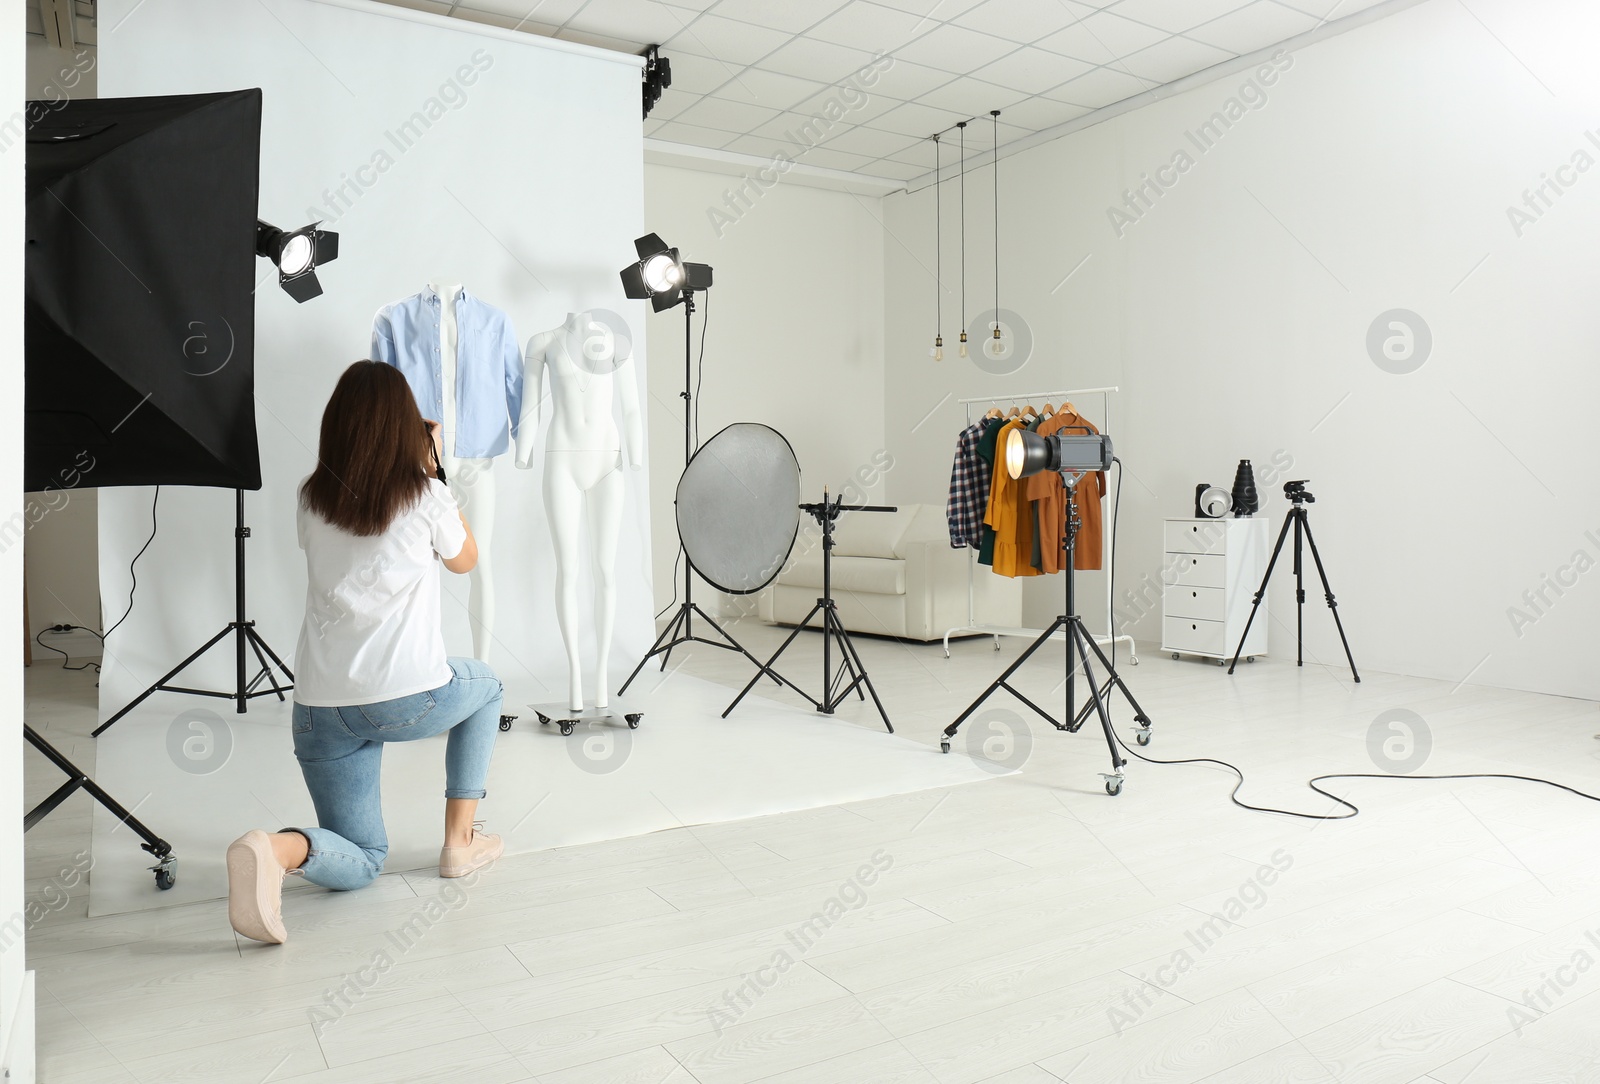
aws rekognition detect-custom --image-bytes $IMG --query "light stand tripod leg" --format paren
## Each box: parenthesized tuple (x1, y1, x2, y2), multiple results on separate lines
(1070, 622, 1127, 791)
(1227, 510, 1295, 675)
(618, 606, 688, 695)
(824, 607, 892, 732)
(93, 625, 235, 736)
(1298, 516, 1361, 683)
(722, 604, 821, 718)
(1076, 621, 1155, 738)
(244, 626, 290, 702)
(1293, 512, 1305, 666)
(942, 616, 1071, 748)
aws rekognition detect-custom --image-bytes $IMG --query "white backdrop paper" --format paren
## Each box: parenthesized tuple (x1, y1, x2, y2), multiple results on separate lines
(96, 0, 653, 717)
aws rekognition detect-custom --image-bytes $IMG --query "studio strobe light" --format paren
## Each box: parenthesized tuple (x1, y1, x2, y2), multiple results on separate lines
(255, 218, 339, 302)
(616, 233, 768, 696)
(944, 428, 1153, 796)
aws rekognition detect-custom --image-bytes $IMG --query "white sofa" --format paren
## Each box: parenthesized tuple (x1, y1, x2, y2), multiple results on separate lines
(757, 504, 1022, 642)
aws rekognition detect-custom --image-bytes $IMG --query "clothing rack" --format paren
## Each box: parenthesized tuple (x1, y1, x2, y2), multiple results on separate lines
(943, 386, 1136, 666)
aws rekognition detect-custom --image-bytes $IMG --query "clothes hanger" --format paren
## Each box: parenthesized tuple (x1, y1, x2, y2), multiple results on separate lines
(1006, 404, 1021, 419)
(1042, 402, 1055, 417)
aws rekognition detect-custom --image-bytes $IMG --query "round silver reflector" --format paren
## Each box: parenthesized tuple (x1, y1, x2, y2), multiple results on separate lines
(676, 423, 801, 595)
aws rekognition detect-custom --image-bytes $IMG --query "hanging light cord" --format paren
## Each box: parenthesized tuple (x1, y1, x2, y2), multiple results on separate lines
(959, 122, 967, 343)
(992, 110, 1000, 336)
(933, 135, 942, 354)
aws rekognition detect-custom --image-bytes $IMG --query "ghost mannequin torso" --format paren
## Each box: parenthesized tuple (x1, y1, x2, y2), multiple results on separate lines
(430, 281, 498, 661)
(517, 312, 642, 711)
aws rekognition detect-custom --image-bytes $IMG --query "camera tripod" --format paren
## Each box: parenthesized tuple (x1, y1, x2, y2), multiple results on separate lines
(941, 474, 1150, 795)
(722, 491, 894, 732)
(1228, 481, 1359, 682)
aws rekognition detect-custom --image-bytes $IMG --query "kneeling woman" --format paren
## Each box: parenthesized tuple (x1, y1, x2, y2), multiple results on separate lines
(227, 360, 504, 944)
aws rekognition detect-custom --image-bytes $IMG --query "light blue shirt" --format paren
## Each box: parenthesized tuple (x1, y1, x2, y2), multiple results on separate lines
(370, 286, 524, 459)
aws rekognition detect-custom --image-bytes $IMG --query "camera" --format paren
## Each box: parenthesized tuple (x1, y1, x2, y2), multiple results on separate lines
(1284, 479, 1314, 503)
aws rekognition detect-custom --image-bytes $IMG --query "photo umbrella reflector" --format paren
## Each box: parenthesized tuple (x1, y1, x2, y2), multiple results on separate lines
(616, 422, 796, 696)
(676, 423, 802, 594)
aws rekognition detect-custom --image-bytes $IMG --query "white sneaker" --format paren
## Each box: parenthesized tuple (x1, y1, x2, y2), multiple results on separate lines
(226, 830, 290, 944)
(439, 824, 503, 878)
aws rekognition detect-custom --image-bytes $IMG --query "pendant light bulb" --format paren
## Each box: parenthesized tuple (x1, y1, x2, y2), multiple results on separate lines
(933, 334, 944, 361)
(958, 330, 968, 357)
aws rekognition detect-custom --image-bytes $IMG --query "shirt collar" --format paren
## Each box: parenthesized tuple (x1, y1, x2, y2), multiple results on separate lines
(423, 285, 471, 305)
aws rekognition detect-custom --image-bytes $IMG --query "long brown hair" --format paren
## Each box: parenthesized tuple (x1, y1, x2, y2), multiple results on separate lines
(300, 361, 431, 536)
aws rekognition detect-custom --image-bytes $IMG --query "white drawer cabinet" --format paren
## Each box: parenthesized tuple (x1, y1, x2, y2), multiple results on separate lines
(1161, 517, 1268, 663)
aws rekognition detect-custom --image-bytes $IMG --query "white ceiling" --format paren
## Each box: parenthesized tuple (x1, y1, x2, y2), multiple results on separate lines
(30, 0, 1400, 184)
(378, 0, 1397, 183)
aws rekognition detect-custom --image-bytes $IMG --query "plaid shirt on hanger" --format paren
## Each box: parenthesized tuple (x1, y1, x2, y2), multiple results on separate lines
(946, 420, 989, 549)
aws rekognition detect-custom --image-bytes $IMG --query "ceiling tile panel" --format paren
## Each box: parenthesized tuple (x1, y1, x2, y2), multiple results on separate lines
(711, 68, 833, 112)
(664, 13, 793, 65)
(1107, 0, 1255, 34)
(672, 95, 785, 133)
(757, 36, 880, 83)
(805, 2, 938, 55)
(709, 0, 852, 35)
(1188, 1, 1319, 52)
(890, 23, 1019, 75)
(952, 0, 1099, 44)
(1038, 11, 1168, 58)
(562, 0, 701, 43)
(1044, 65, 1155, 108)
(1118, 35, 1236, 81)
(970, 46, 1094, 94)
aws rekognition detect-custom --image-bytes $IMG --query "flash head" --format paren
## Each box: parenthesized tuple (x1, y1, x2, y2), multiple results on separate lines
(1005, 427, 1114, 480)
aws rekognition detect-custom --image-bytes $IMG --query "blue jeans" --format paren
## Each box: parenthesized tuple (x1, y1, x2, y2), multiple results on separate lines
(288, 657, 502, 891)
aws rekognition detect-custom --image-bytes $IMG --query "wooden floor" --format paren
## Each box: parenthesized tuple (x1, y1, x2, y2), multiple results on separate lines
(21, 620, 1600, 1083)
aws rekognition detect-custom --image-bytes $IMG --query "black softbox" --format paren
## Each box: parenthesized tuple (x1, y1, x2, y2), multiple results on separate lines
(25, 89, 263, 491)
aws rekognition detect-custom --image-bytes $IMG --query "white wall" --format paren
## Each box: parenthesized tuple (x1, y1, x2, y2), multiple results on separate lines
(882, 0, 1600, 701)
(640, 163, 887, 614)
(4, 16, 37, 1084)
(97, 0, 652, 713)
(22, 36, 99, 658)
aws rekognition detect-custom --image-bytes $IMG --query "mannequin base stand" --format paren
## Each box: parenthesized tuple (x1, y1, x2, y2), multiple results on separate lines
(1227, 495, 1359, 682)
(940, 478, 1150, 795)
(523, 699, 645, 736)
(722, 495, 894, 733)
(24, 724, 177, 890)
(94, 490, 293, 737)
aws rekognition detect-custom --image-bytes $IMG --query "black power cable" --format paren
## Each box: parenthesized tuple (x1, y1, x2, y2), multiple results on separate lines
(33, 624, 103, 672)
(1097, 462, 1599, 819)
(104, 485, 159, 641)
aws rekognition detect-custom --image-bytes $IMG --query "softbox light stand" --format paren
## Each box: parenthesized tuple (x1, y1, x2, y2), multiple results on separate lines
(941, 475, 1152, 795)
(618, 289, 769, 695)
(95, 490, 293, 736)
(23, 90, 268, 882)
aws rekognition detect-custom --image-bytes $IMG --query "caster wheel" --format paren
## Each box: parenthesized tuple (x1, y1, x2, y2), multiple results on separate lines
(1217, 659, 1225, 666)
(1135, 730, 1151, 746)
(537, 713, 551, 725)
(1247, 656, 1256, 663)
(1171, 652, 1179, 660)
(940, 740, 950, 754)
(154, 866, 176, 891)
(1105, 778, 1124, 796)
(498, 720, 511, 732)
(625, 713, 642, 729)
(1129, 655, 1139, 666)
(559, 721, 575, 736)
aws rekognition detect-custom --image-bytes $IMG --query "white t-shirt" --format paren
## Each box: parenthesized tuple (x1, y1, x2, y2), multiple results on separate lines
(293, 478, 468, 707)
